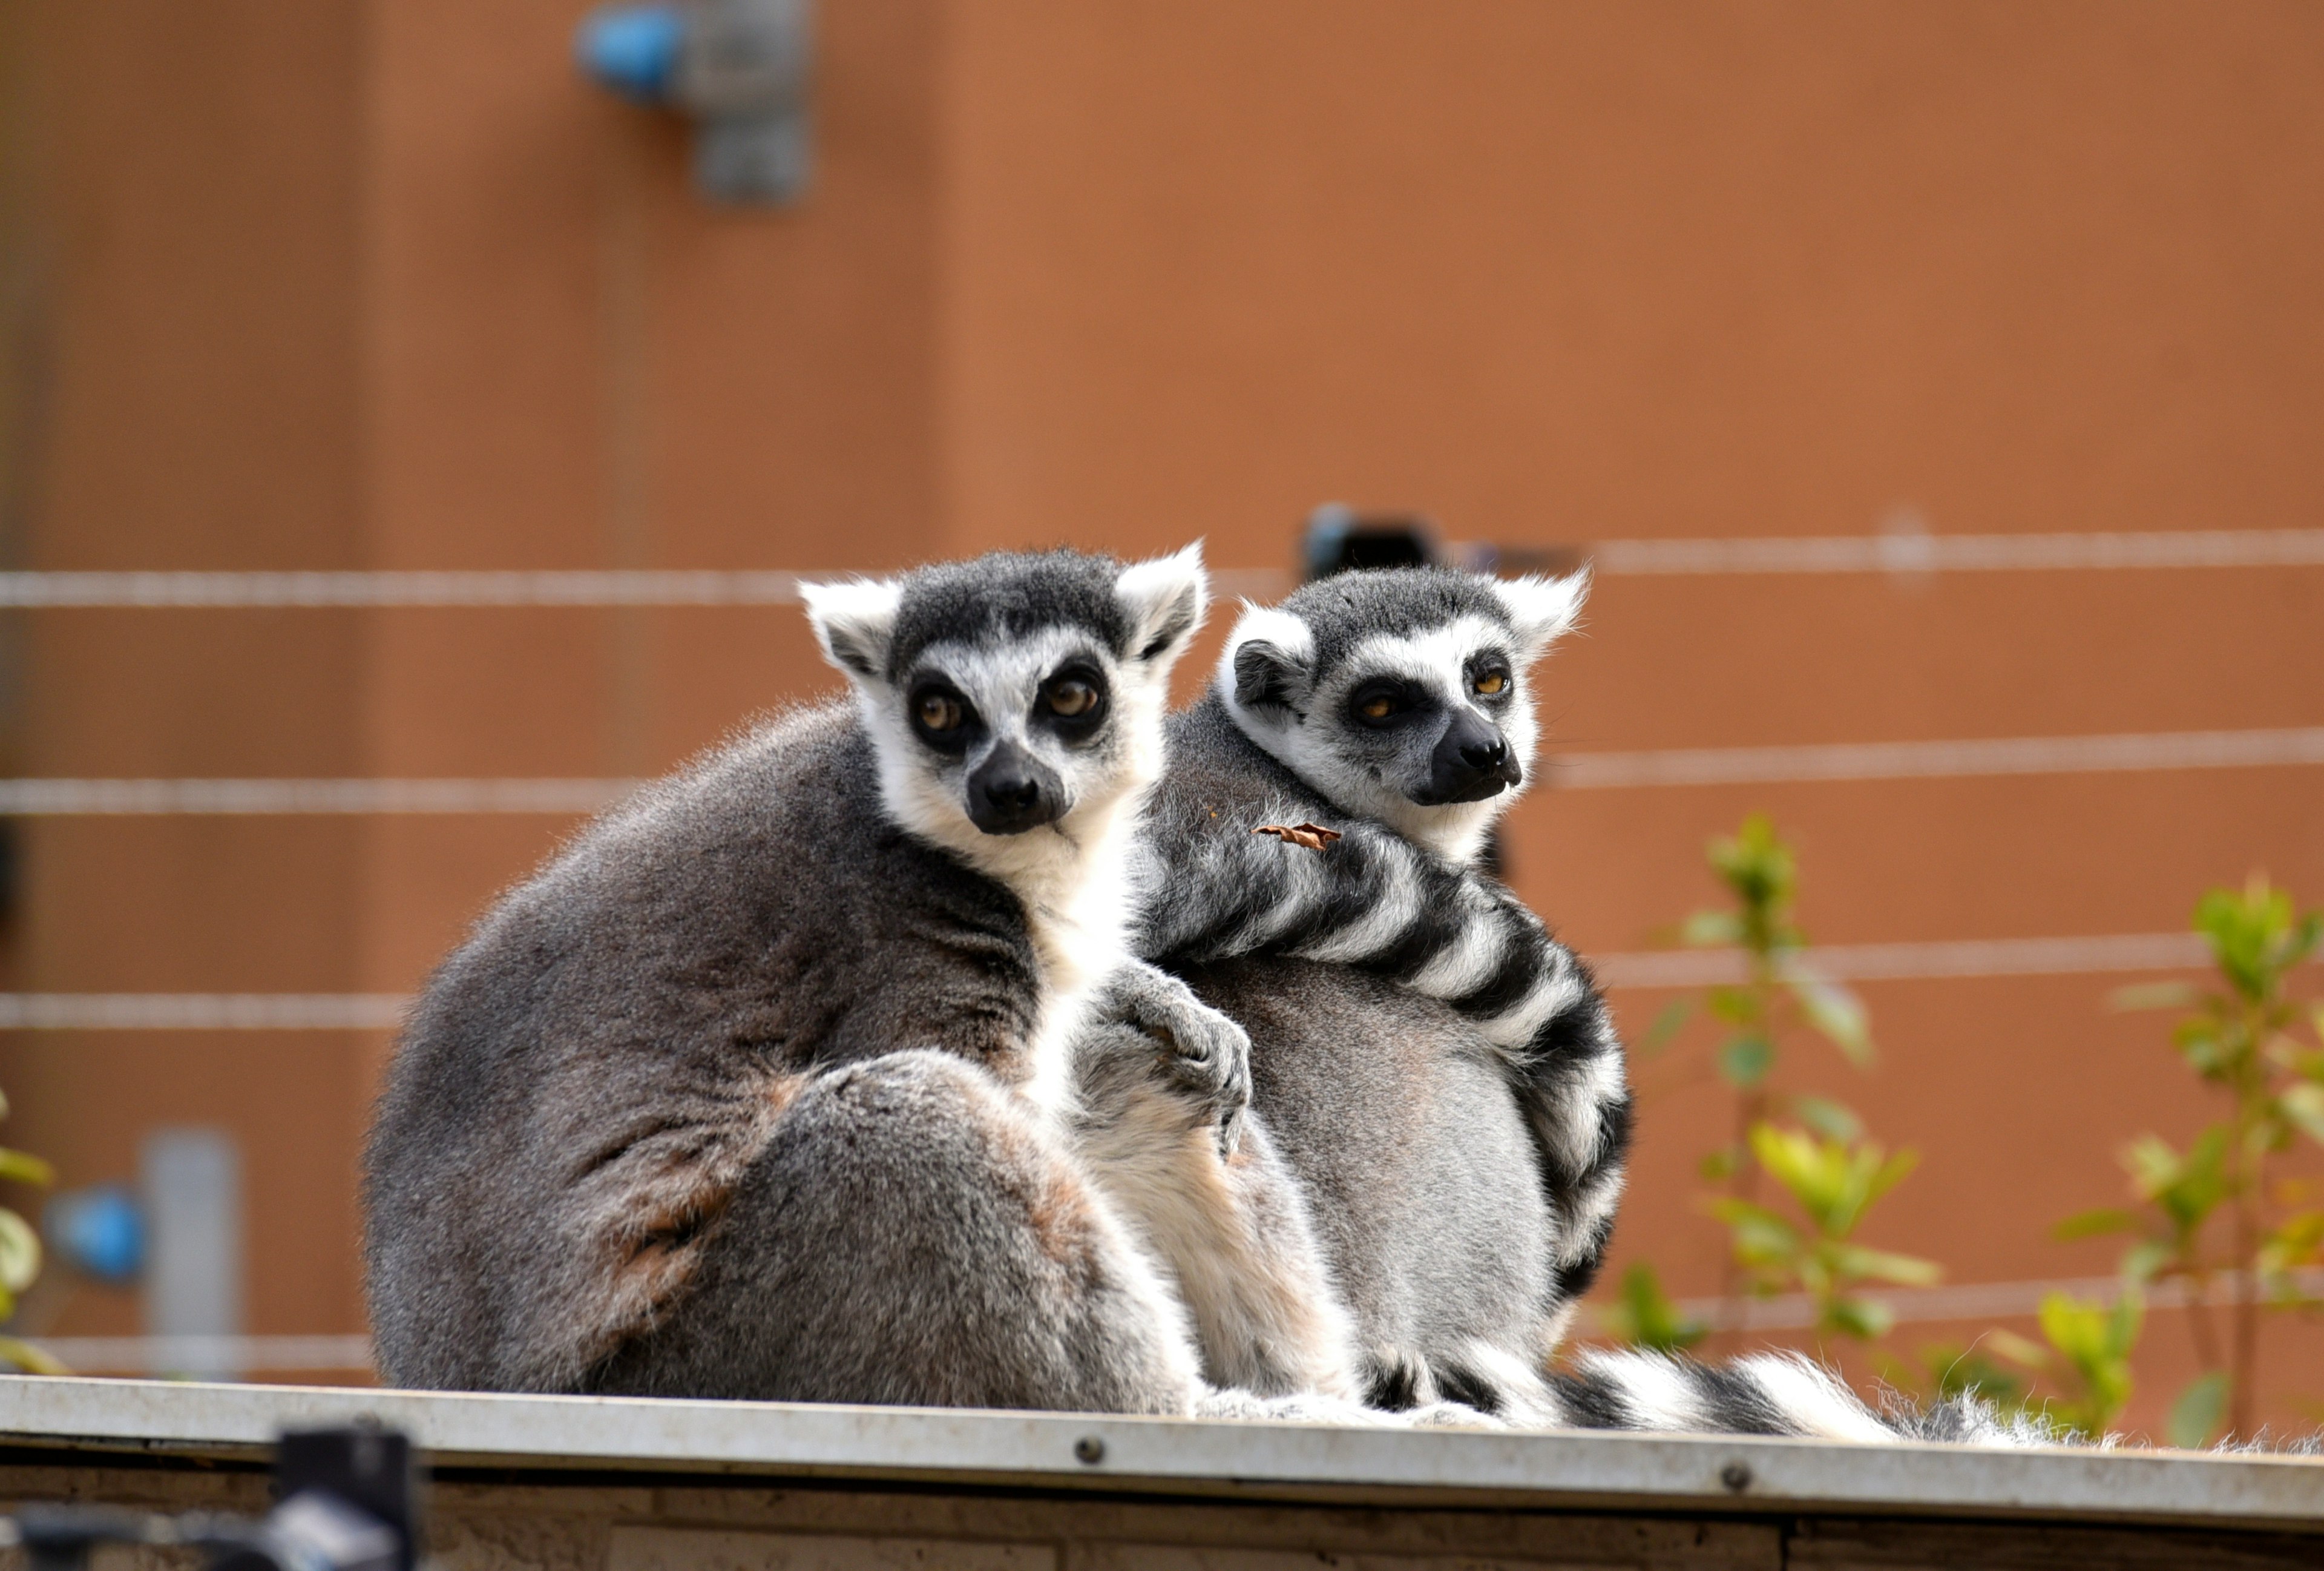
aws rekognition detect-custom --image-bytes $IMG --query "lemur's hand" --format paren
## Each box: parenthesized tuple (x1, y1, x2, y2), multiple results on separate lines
(1092, 961, 1252, 1156)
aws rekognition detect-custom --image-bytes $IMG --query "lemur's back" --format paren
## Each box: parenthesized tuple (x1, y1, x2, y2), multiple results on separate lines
(364, 700, 1042, 1391)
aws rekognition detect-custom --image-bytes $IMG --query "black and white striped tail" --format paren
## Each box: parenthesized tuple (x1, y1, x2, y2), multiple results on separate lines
(1554, 1348, 2063, 1446)
(1138, 808, 1633, 1306)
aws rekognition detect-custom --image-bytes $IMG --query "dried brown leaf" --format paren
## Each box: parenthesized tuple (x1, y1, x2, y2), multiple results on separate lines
(1253, 822, 1343, 851)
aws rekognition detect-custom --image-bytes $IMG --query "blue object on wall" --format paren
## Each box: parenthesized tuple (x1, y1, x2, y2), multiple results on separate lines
(576, 5, 687, 104)
(45, 1184, 145, 1284)
(574, 0, 812, 205)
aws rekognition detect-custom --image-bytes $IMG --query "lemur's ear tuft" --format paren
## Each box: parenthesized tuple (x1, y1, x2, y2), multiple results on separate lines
(800, 577, 903, 681)
(1233, 642, 1306, 710)
(1492, 570, 1589, 662)
(1218, 602, 1316, 715)
(1115, 542, 1210, 663)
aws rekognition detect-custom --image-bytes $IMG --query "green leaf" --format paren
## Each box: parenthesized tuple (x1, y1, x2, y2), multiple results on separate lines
(2110, 980, 2201, 1013)
(0, 1208, 38, 1294)
(1842, 1247, 1943, 1287)
(1639, 996, 1695, 1055)
(1826, 1296, 1894, 1341)
(0, 1148, 55, 1188)
(1791, 1095, 1863, 1142)
(0, 1336, 67, 1375)
(2120, 1239, 2175, 1283)
(2279, 1082, 2324, 1145)
(1681, 910, 1742, 948)
(1790, 975, 1876, 1067)
(2053, 1208, 2138, 1240)
(1718, 1035, 1774, 1087)
(2167, 1371, 2231, 1449)
(1605, 1263, 1708, 1354)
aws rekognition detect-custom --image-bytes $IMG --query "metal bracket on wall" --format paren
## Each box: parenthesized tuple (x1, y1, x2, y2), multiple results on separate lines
(577, 0, 812, 205)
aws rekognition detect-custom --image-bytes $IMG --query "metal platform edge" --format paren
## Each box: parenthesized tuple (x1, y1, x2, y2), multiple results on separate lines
(0, 1376, 2317, 1532)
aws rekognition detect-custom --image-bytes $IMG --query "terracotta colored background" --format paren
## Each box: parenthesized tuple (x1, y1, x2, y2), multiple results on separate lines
(0, 1, 2319, 1432)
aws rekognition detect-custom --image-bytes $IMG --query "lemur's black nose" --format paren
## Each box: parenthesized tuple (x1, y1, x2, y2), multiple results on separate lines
(1421, 709, 1523, 805)
(1460, 734, 1508, 770)
(966, 742, 1065, 835)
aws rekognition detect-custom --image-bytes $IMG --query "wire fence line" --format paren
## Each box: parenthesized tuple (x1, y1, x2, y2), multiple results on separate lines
(0, 529, 2317, 608)
(0, 567, 1295, 607)
(0, 932, 2253, 1030)
(1592, 932, 2214, 990)
(29, 1334, 375, 1374)
(1552, 726, 2324, 789)
(1, 723, 2315, 816)
(1586, 527, 2324, 576)
(0, 777, 640, 814)
(41, 1265, 2324, 1372)
(0, 994, 415, 1030)
(1586, 1268, 2324, 1338)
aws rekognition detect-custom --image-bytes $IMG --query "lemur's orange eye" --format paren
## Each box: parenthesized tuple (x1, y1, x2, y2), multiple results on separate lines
(1046, 679, 1098, 717)
(1359, 694, 1395, 720)
(917, 693, 964, 731)
(1473, 671, 1508, 696)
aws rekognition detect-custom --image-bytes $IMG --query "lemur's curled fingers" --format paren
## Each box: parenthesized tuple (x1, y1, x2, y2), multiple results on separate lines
(1094, 961, 1252, 1156)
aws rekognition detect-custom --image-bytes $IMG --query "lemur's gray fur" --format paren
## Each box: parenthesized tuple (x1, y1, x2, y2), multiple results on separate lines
(365, 547, 1370, 1412)
(1134, 567, 2046, 1444)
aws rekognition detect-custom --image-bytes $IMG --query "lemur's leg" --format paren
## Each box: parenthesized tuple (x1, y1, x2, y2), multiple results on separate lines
(1069, 961, 1364, 1402)
(577, 1048, 1209, 1413)
(1138, 814, 1633, 1309)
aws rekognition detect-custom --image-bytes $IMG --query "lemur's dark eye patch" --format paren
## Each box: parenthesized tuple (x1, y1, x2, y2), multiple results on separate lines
(909, 683, 975, 748)
(1038, 664, 1108, 734)
(1350, 679, 1426, 728)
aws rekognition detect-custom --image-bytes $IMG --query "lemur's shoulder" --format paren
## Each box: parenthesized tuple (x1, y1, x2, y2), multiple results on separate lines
(1157, 692, 1327, 822)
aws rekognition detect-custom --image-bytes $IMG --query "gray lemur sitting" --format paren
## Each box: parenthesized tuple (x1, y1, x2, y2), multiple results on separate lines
(1135, 565, 2049, 1444)
(366, 546, 1364, 1411)
(1132, 566, 1627, 1423)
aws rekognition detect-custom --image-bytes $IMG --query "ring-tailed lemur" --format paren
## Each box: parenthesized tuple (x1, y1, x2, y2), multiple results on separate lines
(1133, 566, 2044, 1443)
(365, 546, 1361, 1412)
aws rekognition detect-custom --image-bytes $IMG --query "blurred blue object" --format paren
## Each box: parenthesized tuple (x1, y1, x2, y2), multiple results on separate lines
(576, 5, 688, 104)
(46, 1184, 145, 1283)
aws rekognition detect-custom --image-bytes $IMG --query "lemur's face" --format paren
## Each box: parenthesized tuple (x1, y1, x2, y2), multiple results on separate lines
(803, 546, 1206, 874)
(1220, 567, 1587, 865)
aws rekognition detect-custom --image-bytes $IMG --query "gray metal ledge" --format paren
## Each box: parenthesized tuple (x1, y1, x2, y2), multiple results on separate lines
(0, 1376, 2319, 1534)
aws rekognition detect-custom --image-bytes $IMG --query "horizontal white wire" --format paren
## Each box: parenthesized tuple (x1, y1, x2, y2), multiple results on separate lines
(0, 778, 638, 814)
(0, 994, 412, 1029)
(1553, 726, 2324, 789)
(1578, 1268, 2324, 1337)
(0, 934, 2242, 1030)
(1594, 932, 2213, 990)
(27, 1334, 373, 1373)
(3, 725, 2314, 815)
(0, 532, 2315, 609)
(40, 1268, 2322, 1369)
(1588, 527, 2324, 575)
(0, 567, 1295, 607)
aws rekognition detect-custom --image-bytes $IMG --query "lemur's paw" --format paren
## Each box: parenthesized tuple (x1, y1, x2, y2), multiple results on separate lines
(1096, 961, 1252, 1154)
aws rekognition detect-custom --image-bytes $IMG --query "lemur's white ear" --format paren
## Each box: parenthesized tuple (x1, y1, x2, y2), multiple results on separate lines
(1493, 570, 1589, 662)
(800, 577, 904, 681)
(1217, 602, 1316, 714)
(1114, 542, 1209, 664)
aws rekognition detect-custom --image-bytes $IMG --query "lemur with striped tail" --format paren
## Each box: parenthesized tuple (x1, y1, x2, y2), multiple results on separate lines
(1129, 565, 2043, 1443)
